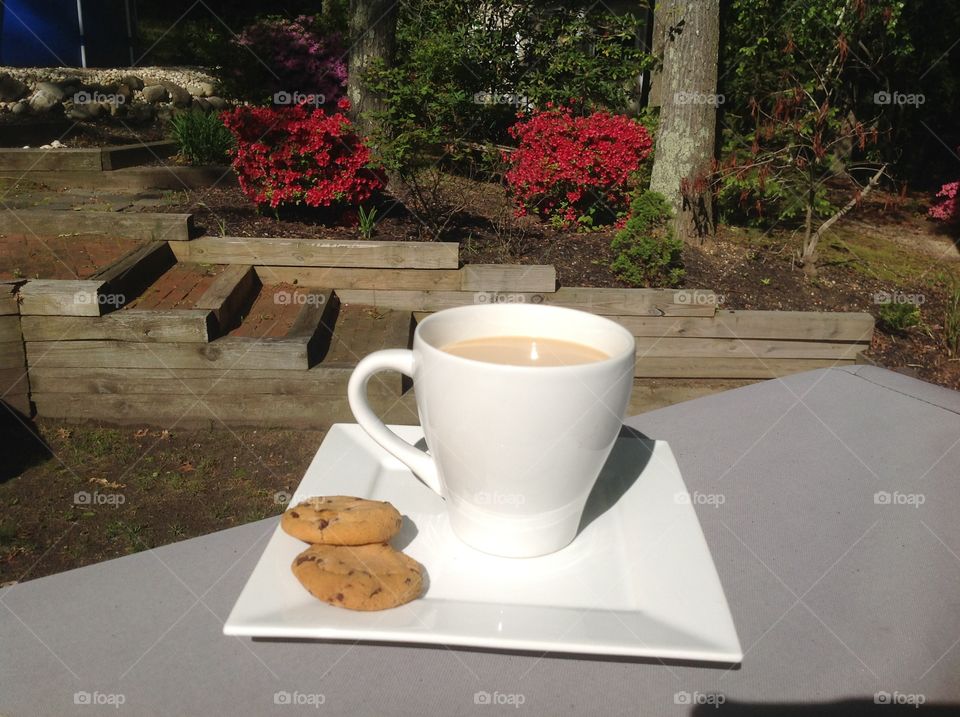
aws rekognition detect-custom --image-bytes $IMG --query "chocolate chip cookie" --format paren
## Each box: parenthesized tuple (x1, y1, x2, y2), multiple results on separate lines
(281, 496, 403, 545)
(291, 542, 424, 611)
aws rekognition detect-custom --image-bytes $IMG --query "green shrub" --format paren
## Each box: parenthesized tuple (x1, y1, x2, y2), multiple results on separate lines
(877, 302, 921, 333)
(611, 190, 684, 288)
(945, 287, 960, 355)
(169, 110, 234, 166)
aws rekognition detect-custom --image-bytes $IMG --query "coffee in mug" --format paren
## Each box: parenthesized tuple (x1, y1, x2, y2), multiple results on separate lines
(441, 335, 609, 367)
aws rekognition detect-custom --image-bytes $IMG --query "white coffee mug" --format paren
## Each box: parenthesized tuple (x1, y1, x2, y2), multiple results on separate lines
(347, 303, 636, 558)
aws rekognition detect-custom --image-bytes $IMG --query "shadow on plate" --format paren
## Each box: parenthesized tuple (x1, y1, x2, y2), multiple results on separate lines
(577, 425, 654, 534)
(392, 515, 419, 552)
(250, 635, 739, 668)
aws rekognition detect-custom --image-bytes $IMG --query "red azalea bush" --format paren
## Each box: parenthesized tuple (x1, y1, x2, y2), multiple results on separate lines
(503, 105, 653, 226)
(221, 101, 384, 210)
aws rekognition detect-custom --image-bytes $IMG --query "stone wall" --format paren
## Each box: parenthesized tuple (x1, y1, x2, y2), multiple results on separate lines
(0, 66, 229, 123)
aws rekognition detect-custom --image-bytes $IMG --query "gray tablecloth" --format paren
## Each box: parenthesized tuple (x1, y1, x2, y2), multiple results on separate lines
(2, 366, 959, 716)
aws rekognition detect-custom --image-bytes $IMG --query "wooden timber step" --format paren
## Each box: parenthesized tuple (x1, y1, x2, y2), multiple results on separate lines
(0, 141, 177, 172)
(0, 209, 193, 242)
(25, 286, 335, 372)
(170, 236, 459, 270)
(256, 264, 557, 293)
(359, 287, 715, 316)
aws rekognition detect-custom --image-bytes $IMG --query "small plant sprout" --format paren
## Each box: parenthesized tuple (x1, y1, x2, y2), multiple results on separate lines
(358, 205, 378, 239)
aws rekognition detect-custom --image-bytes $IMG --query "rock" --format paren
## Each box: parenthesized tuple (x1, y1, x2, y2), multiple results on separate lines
(65, 100, 103, 120)
(141, 84, 169, 104)
(157, 106, 174, 123)
(161, 81, 191, 108)
(205, 96, 228, 111)
(186, 81, 215, 97)
(34, 81, 69, 101)
(120, 74, 144, 91)
(115, 83, 133, 103)
(11, 101, 29, 115)
(29, 89, 63, 113)
(0, 73, 28, 101)
(191, 97, 211, 112)
(128, 103, 155, 123)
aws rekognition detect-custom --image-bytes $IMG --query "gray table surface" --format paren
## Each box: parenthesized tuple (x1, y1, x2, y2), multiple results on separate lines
(2, 365, 959, 716)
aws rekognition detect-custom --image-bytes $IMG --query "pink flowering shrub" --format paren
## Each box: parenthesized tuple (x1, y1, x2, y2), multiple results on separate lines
(234, 15, 347, 102)
(929, 180, 960, 223)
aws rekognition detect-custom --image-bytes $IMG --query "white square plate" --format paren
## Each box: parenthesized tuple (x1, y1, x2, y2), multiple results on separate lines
(224, 424, 742, 663)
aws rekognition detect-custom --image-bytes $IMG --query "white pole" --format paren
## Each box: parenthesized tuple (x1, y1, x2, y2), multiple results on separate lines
(125, 0, 135, 66)
(76, 0, 87, 67)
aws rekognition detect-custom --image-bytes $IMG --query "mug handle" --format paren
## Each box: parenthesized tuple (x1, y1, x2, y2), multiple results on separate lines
(347, 349, 443, 497)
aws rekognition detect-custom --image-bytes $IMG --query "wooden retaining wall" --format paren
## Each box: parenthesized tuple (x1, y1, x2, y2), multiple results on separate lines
(10, 233, 876, 428)
(1, 209, 193, 242)
(0, 141, 177, 172)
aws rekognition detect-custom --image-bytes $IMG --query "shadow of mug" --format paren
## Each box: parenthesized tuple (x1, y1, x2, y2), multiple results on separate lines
(578, 425, 654, 534)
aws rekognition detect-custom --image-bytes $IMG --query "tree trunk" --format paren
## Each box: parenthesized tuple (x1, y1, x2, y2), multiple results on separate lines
(646, 2, 668, 108)
(648, 0, 720, 245)
(347, 0, 398, 133)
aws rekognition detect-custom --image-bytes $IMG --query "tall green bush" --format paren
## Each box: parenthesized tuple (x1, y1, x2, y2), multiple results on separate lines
(611, 190, 684, 288)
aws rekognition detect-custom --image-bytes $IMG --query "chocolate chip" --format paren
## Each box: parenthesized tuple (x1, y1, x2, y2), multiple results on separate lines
(317, 519, 329, 529)
(370, 588, 382, 597)
(290, 511, 299, 519)
(335, 593, 344, 602)
(404, 577, 412, 584)
(294, 555, 314, 566)
(348, 570, 355, 576)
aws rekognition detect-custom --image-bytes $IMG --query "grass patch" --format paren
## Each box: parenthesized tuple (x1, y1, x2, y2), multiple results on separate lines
(823, 227, 960, 286)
